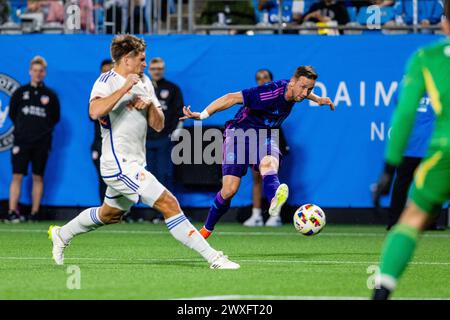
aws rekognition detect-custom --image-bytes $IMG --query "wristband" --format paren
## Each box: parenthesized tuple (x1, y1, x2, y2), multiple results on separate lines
(199, 109, 210, 120)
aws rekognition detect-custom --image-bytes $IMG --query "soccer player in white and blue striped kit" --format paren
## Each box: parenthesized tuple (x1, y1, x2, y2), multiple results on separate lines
(48, 34, 239, 270)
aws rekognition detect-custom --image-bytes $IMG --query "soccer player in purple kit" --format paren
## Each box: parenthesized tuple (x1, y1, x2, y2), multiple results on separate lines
(181, 66, 334, 239)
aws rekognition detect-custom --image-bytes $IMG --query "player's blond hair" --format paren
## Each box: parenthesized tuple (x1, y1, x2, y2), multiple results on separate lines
(110, 34, 146, 64)
(30, 56, 47, 69)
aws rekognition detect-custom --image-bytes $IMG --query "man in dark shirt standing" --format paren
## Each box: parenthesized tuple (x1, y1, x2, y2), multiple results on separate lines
(8, 56, 60, 223)
(147, 57, 184, 223)
(91, 59, 113, 203)
(303, 0, 350, 26)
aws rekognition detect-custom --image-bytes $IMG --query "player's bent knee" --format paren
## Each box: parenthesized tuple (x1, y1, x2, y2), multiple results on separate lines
(98, 205, 124, 224)
(153, 190, 181, 217)
(12, 174, 23, 182)
(398, 202, 429, 230)
(259, 156, 279, 173)
(32, 175, 43, 182)
(221, 185, 238, 200)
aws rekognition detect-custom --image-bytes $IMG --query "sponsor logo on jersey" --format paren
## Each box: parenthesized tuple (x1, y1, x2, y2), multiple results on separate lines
(0, 74, 20, 152)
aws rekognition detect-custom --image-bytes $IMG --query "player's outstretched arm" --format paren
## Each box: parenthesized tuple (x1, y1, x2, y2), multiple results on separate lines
(179, 92, 243, 121)
(89, 74, 139, 120)
(307, 93, 335, 111)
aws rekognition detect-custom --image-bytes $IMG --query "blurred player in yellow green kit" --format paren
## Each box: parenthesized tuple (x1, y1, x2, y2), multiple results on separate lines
(372, 0, 450, 300)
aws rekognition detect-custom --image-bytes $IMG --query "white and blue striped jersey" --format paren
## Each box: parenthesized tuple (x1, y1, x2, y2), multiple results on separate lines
(89, 69, 161, 178)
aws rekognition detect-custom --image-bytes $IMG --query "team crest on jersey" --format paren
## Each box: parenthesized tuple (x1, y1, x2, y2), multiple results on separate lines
(0, 74, 20, 152)
(160, 89, 169, 99)
(40, 95, 50, 105)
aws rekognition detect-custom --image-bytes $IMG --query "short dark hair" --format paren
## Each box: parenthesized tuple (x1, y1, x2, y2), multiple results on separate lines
(293, 66, 318, 81)
(101, 59, 112, 69)
(446, 0, 449, 22)
(150, 57, 165, 65)
(256, 69, 273, 81)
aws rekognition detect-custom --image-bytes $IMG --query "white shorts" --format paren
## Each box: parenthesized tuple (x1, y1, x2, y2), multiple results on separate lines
(102, 163, 166, 211)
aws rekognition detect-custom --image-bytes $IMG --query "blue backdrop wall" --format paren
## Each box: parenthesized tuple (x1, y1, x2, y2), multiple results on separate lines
(0, 34, 443, 208)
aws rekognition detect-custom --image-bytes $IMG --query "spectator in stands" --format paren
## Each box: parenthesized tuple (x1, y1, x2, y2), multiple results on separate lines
(389, 0, 444, 27)
(126, 0, 148, 34)
(302, 0, 350, 26)
(351, 0, 394, 9)
(258, 0, 297, 24)
(0, 0, 10, 24)
(199, 0, 256, 26)
(70, 0, 95, 32)
(104, 0, 126, 34)
(91, 59, 113, 204)
(8, 56, 60, 223)
(40, 1, 64, 24)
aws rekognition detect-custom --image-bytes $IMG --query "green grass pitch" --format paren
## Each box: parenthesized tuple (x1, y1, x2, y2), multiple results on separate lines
(0, 222, 449, 300)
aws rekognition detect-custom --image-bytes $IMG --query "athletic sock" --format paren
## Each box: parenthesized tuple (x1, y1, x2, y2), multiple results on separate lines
(262, 170, 280, 202)
(59, 207, 104, 244)
(251, 207, 262, 218)
(165, 213, 218, 263)
(204, 192, 231, 232)
(376, 223, 420, 293)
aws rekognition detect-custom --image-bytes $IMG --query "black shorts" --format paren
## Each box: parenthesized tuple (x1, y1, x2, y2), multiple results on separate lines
(11, 144, 50, 176)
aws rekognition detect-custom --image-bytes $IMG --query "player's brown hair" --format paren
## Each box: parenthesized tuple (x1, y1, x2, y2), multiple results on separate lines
(293, 66, 318, 81)
(150, 57, 165, 65)
(110, 34, 146, 63)
(30, 56, 47, 69)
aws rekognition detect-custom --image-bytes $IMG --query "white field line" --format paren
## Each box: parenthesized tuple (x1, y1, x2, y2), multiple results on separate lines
(0, 228, 449, 238)
(174, 294, 450, 300)
(0, 256, 449, 266)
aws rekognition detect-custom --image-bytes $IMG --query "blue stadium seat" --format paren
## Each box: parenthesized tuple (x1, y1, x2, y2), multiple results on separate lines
(347, 6, 357, 22)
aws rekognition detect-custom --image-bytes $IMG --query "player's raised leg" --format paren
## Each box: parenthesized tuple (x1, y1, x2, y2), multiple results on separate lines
(199, 175, 240, 239)
(259, 155, 288, 219)
(149, 188, 239, 269)
(373, 202, 430, 300)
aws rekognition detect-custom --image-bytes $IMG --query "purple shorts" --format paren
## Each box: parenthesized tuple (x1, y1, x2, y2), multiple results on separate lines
(222, 127, 282, 178)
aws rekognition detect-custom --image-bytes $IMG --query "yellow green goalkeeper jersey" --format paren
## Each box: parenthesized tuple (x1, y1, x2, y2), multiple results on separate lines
(386, 38, 450, 165)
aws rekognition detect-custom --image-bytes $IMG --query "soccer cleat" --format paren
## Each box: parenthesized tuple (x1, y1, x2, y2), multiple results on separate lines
(6, 210, 21, 224)
(265, 215, 282, 227)
(209, 251, 240, 269)
(48, 225, 68, 265)
(29, 213, 39, 223)
(268, 183, 289, 217)
(373, 287, 391, 300)
(199, 226, 212, 239)
(243, 215, 264, 227)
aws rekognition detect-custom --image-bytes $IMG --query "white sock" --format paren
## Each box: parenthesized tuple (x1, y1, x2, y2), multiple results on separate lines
(165, 213, 218, 263)
(252, 208, 262, 218)
(59, 207, 104, 244)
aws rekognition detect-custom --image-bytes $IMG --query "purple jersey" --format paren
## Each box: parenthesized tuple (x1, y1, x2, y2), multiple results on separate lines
(225, 80, 295, 130)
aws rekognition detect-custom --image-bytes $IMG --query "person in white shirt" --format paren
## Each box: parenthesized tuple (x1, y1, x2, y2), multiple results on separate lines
(48, 34, 239, 270)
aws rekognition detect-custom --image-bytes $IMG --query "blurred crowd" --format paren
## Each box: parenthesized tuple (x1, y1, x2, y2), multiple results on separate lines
(0, 0, 446, 34)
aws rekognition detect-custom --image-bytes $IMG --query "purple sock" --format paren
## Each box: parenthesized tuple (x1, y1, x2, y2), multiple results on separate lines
(204, 192, 231, 231)
(262, 170, 280, 202)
